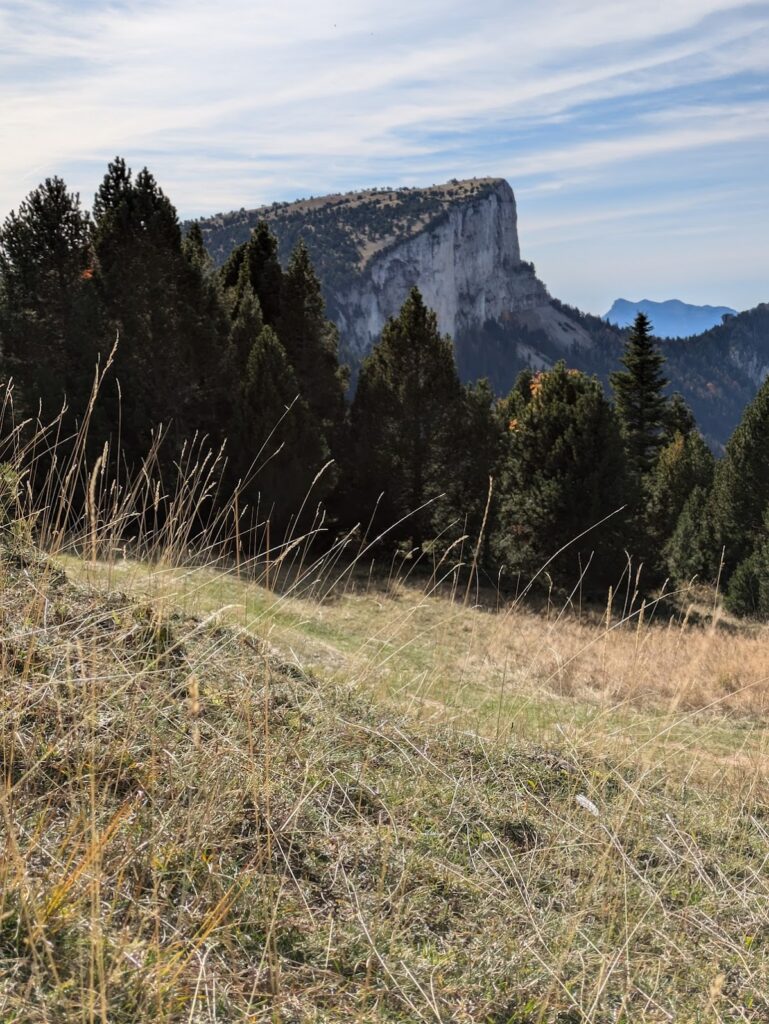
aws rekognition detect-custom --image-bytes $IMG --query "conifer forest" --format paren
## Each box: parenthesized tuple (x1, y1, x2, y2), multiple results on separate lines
(2, 159, 768, 617)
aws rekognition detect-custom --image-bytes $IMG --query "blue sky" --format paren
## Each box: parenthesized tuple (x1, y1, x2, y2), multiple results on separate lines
(1, 0, 768, 314)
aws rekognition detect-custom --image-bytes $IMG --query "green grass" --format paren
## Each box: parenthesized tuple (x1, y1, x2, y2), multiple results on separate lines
(62, 554, 769, 779)
(2, 546, 767, 1021)
(6, 332, 766, 1020)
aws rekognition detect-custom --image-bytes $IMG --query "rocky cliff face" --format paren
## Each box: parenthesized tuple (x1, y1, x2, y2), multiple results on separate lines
(194, 177, 593, 368)
(332, 179, 548, 359)
(192, 181, 768, 448)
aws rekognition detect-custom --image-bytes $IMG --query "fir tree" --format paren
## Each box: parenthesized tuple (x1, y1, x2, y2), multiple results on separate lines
(448, 378, 501, 562)
(182, 222, 213, 276)
(724, 522, 769, 618)
(645, 428, 714, 574)
(664, 485, 718, 584)
(610, 312, 669, 477)
(220, 221, 283, 328)
(235, 326, 328, 527)
(662, 392, 697, 442)
(349, 287, 463, 549)
(493, 363, 629, 594)
(226, 272, 264, 370)
(92, 158, 228, 465)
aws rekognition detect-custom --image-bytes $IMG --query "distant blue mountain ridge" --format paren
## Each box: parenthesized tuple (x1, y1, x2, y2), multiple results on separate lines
(604, 298, 737, 338)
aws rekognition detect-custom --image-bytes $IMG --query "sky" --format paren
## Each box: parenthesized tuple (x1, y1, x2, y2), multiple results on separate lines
(1, 0, 768, 315)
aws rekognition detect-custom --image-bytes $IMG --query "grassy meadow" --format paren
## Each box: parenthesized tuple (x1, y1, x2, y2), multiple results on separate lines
(0, 410, 767, 1022)
(64, 553, 769, 776)
(1, 533, 767, 1021)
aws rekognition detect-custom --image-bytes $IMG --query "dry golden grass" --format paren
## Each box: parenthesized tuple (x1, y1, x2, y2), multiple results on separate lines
(4, 545, 769, 1022)
(1, 391, 768, 1021)
(64, 555, 769, 781)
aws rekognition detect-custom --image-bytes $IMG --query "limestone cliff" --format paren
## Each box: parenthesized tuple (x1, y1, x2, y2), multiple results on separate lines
(195, 177, 593, 370)
(332, 179, 543, 359)
(192, 181, 768, 449)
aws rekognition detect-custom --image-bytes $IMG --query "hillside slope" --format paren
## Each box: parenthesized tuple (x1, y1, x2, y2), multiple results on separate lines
(4, 543, 769, 1021)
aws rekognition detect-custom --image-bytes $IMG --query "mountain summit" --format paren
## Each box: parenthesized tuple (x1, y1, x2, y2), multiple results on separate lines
(604, 298, 737, 338)
(193, 180, 768, 448)
(195, 177, 594, 370)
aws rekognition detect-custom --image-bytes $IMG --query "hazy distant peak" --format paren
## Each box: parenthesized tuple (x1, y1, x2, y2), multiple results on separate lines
(604, 298, 738, 338)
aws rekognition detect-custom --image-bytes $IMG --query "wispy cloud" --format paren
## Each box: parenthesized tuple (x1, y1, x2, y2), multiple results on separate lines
(1, 0, 768, 312)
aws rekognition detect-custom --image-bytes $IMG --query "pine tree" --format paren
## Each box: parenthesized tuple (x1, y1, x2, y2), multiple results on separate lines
(182, 222, 213, 276)
(234, 326, 328, 527)
(492, 363, 629, 594)
(0, 177, 98, 424)
(220, 221, 283, 328)
(92, 158, 228, 465)
(610, 312, 668, 478)
(645, 428, 714, 574)
(708, 374, 769, 582)
(448, 378, 501, 562)
(664, 486, 718, 584)
(278, 239, 347, 449)
(662, 392, 697, 442)
(226, 271, 264, 370)
(349, 287, 463, 549)
(724, 521, 769, 618)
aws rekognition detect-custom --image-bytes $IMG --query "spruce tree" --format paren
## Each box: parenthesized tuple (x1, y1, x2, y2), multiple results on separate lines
(349, 287, 463, 549)
(226, 271, 264, 370)
(662, 392, 697, 442)
(448, 378, 502, 561)
(92, 158, 228, 465)
(610, 312, 668, 477)
(492, 363, 629, 594)
(664, 486, 718, 584)
(182, 222, 213, 276)
(645, 428, 714, 574)
(220, 221, 283, 328)
(724, 520, 769, 618)
(234, 326, 328, 527)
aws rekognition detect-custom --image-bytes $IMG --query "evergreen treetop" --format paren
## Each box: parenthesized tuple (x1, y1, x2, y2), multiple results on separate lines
(278, 239, 347, 443)
(610, 312, 668, 477)
(349, 286, 463, 548)
(233, 324, 330, 526)
(709, 374, 769, 576)
(493, 362, 629, 593)
(0, 177, 97, 422)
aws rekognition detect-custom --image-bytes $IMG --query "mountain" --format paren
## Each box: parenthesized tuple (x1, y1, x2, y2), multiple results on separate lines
(192, 179, 768, 448)
(605, 298, 737, 338)
(194, 178, 595, 369)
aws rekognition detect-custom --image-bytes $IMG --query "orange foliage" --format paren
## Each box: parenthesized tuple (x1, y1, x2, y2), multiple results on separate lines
(529, 372, 545, 397)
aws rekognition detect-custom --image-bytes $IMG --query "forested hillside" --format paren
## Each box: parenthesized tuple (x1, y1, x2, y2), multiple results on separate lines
(3, 159, 769, 617)
(194, 181, 768, 450)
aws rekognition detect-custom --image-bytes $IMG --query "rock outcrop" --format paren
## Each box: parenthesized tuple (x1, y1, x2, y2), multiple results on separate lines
(192, 180, 768, 449)
(333, 179, 545, 359)
(195, 177, 593, 368)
